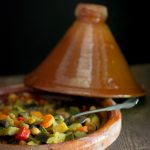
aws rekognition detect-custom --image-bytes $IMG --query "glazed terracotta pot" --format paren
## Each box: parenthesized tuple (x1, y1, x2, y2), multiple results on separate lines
(0, 84, 121, 150)
(25, 3, 145, 98)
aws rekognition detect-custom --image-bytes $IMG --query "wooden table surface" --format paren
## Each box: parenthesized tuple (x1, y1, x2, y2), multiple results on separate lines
(0, 64, 150, 150)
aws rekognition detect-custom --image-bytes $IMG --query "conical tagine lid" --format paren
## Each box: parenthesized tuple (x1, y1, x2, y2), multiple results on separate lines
(25, 3, 145, 98)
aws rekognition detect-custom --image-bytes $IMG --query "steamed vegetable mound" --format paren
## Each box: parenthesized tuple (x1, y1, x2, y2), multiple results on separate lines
(0, 92, 100, 145)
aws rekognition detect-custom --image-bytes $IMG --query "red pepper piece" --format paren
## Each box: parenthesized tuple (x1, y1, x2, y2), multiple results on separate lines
(18, 116, 25, 121)
(15, 127, 30, 141)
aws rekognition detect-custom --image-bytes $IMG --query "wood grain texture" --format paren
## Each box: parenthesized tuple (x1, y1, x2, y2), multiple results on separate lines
(0, 64, 150, 150)
(107, 64, 150, 150)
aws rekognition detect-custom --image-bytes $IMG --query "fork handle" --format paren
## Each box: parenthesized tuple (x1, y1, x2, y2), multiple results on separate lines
(74, 98, 139, 118)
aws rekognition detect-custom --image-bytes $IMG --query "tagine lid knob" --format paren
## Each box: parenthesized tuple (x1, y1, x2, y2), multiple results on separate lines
(75, 3, 108, 23)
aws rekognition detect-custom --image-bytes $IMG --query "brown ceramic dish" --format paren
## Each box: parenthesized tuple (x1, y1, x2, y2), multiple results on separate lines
(0, 84, 121, 150)
(25, 3, 145, 98)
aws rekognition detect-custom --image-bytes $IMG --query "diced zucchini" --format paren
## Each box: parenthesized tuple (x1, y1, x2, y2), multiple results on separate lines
(69, 106, 80, 115)
(19, 122, 29, 129)
(12, 105, 25, 113)
(46, 136, 55, 144)
(46, 132, 66, 144)
(39, 126, 50, 136)
(65, 132, 74, 141)
(6, 116, 14, 126)
(28, 135, 40, 144)
(90, 114, 100, 129)
(35, 132, 49, 143)
(68, 123, 82, 131)
(27, 117, 36, 124)
(27, 141, 38, 145)
(0, 127, 6, 136)
(5, 126, 19, 136)
(54, 132, 66, 143)
(54, 115, 64, 124)
(85, 114, 100, 132)
(74, 131, 87, 138)
(18, 112, 29, 119)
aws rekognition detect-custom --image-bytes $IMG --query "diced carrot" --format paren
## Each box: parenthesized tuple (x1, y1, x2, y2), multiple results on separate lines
(14, 119, 21, 127)
(76, 126, 88, 132)
(31, 111, 43, 118)
(1, 107, 10, 114)
(0, 113, 8, 120)
(40, 114, 54, 128)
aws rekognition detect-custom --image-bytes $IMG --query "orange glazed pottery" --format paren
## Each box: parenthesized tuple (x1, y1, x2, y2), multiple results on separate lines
(25, 3, 145, 98)
(0, 84, 121, 150)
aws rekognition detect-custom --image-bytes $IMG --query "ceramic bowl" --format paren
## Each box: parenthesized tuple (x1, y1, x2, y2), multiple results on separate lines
(0, 84, 121, 150)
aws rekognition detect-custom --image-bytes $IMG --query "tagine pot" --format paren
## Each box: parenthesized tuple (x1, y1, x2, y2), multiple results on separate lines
(25, 3, 145, 98)
(0, 84, 121, 150)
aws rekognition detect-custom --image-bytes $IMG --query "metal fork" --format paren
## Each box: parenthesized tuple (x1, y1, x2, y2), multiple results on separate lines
(65, 98, 139, 124)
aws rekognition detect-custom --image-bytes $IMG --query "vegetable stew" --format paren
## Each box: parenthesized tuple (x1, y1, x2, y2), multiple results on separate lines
(0, 92, 100, 145)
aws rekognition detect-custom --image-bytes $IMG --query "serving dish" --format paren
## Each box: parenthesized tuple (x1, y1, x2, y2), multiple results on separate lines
(0, 84, 121, 150)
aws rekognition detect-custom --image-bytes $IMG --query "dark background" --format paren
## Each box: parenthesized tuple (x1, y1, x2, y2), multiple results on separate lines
(0, 0, 148, 75)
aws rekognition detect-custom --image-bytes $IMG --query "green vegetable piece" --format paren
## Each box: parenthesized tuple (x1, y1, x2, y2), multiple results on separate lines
(54, 115, 64, 124)
(69, 106, 80, 115)
(6, 116, 14, 126)
(90, 114, 100, 129)
(85, 114, 100, 132)
(39, 126, 50, 136)
(27, 117, 36, 124)
(46, 136, 55, 144)
(46, 132, 66, 144)
(5, 126, 19, 136)
(0, 127, 6, 136)
(35, 127, 50, 143)
(36, 132, 49, 143)
(68, 123, 82, 131)
(28, 135, 40, 144)
(65, 132, 74, 141)
(74, 131, 87, 138)
(18, 112, 29, 119)
(53, 122, 69, 133)
(12, 105, 25, 113)
(27, 141, 38, 145)
(20, 122, 29, 129)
